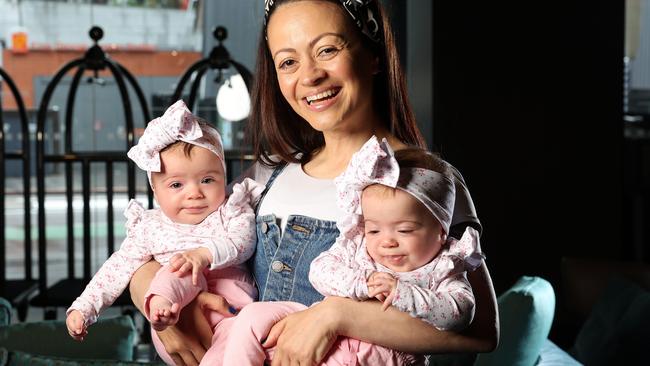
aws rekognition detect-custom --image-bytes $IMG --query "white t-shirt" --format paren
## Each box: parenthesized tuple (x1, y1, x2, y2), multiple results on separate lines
(255, 163, 344, 231)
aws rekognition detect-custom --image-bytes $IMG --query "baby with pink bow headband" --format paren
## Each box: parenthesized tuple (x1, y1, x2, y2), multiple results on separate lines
(311, 136, 484, 327)
(66, 101, 264, 358)
(212, 136, 485, 365)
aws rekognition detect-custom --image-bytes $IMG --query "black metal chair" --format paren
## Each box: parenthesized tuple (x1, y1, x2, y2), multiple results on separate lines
(29, 26, 151, 319)
(171, 26, 255, 182)
(0, 67, 38, 321)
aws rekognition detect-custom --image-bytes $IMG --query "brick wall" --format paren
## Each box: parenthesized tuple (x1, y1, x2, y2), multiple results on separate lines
(2, 49, 201, 109)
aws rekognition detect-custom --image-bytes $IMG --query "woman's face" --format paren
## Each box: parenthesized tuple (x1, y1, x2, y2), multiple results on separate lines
(266, 0, 378, 134)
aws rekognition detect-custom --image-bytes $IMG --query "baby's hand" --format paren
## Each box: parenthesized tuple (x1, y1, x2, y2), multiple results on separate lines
(66, 310, 88, 341)
(367, 272, 398, 311)
(169, 247, 212, 285)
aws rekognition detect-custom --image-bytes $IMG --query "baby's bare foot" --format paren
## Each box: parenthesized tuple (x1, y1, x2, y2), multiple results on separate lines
(148, 295, 181, 331)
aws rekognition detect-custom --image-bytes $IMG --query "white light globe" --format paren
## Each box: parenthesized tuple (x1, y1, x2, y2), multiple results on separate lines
(216, 74, 251, 122)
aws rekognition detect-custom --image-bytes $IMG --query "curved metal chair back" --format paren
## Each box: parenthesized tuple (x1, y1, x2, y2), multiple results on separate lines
(171, 26, 253, 110)
(171, 26, 254, 182)
(29, 27, 151, 318)
(0, 67, 36, 321)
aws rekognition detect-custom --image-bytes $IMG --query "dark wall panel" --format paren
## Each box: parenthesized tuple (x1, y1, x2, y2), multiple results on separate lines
(433, 1, 625, 297)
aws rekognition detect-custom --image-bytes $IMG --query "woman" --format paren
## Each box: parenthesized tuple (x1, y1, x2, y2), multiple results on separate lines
(130, 1, 498, 365)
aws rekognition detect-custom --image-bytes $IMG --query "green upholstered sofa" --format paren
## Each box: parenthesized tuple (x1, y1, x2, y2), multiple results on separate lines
(474, 276, 581, 366)
(476, 259, 650, 366)
(0, 279, 574, 366)
(0, 296, 161, 365)
(3, 263, 648, 366)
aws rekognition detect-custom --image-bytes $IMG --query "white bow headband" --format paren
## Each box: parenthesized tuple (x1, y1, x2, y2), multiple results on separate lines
(127, 100, 226, 185)
(334, 136, 456, 235)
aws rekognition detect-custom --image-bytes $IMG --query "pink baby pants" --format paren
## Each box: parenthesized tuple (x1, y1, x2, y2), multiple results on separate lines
(217, 301, 423, 366)
(146, 264, 257, 365)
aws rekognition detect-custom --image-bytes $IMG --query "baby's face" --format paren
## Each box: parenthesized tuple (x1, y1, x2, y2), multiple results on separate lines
(361, 185, 446, 272)
(151, 145, 225, 225)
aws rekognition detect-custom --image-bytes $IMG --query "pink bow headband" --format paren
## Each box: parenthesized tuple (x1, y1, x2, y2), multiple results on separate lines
(334, 136, 456, 235)
(127, 100, 226, 184)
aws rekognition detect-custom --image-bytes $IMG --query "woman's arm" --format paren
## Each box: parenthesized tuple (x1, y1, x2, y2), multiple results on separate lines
(130, 261, 228, 366)
(464, 262, 500, 350)
(266, 261, 498, 365)
(341, 262, 498, 352)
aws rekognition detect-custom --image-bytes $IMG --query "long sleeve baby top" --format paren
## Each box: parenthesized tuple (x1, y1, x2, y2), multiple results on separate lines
(309, 226, 484, 331)
(68, 178, 264, 325)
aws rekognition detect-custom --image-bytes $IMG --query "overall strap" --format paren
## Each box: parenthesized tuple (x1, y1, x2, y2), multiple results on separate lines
(254, 163, 287, 215)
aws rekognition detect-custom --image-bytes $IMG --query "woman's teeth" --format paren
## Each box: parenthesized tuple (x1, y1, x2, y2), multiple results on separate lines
(306, 89, 337, 104)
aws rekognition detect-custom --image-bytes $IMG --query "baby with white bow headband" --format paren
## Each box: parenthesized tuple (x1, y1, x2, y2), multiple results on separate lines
(311, 136, 484, 328)
(66, 101, 264, 353)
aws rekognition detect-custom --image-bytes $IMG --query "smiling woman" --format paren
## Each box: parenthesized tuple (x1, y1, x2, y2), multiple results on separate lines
(129, 1, 499, 365)
(267, 1, 378, 135)
(250, 0, 424, 172)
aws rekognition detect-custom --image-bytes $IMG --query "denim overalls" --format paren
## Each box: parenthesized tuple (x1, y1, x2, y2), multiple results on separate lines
(252, 164, 340, 306)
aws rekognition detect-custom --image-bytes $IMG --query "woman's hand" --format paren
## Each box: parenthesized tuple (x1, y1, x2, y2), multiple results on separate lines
(156, 291, 236, 366)
(130, 261, 236, 365)
(263, 297, 342, 366)
(156, 318, 207, 366)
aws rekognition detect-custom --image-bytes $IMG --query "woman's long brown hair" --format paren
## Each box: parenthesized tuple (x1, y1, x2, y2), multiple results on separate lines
(247, 0, 426, 167)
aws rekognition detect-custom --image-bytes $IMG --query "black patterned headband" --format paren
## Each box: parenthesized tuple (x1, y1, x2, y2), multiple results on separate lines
(264, 0, 381, 43)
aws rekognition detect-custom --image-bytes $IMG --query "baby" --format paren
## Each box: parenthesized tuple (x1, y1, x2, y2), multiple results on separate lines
(216, 136, 484, 365)
(65, 101, 263, 354)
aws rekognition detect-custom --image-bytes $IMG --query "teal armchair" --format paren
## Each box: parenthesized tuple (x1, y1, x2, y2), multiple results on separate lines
(0, 296, 160, 365)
